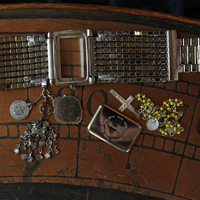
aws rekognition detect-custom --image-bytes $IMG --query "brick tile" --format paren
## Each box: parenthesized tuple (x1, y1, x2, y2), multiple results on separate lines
(9, 125, 18, 137)
(189, 84, 199, 96)
(166, 81, 177, 90)
(174, 142, 184, 155)
(19, 125, 27, 135)
(154, 137, 164, 150)
(70, 126, 79, 138)
(134, 134, 143, 145)
(60, 125, 69, 138)
(195, 148, 200, 159)
(0, 125, 7, 137)
(143, 135, 154, 147)
(184, 145, 195, 157)
(175, 159, 200, 199)
(164, 139, 174, 152)
(81, 126, 90, 139)
(177, 82, 188, 93)
(155, 82, 165, 88)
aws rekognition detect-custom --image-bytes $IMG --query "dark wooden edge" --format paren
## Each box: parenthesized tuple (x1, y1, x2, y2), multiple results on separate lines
(1, 3, 200, 26)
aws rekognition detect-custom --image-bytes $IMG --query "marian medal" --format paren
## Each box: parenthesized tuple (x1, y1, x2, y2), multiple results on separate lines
(10, 100, 31, 120)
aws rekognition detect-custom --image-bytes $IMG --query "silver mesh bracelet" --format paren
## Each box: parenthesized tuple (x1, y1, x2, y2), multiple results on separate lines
(0, 34, 48, 90)
(94, 30, 169, 83)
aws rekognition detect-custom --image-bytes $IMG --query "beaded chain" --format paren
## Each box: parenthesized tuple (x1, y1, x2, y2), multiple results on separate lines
(135, 94, 184, 136)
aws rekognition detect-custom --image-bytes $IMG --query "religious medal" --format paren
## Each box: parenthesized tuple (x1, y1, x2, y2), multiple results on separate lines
(52, 95, 82, 124)
(10, 100, 31, 120)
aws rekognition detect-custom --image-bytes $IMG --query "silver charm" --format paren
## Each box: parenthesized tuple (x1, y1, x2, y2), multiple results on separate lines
(10, 100, 31, 120)
(14, 120, 59, 162)
(109, 89, 138, 115)
(53, 95, 83, 124)
(146, 119, 159, 131)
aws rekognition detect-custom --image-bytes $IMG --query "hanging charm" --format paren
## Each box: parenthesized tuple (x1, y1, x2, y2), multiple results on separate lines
(14, 86, 59, 162)
(135, 94, 184, 136)
(14, 120, 59, 162)
(52, 95, 83, 124)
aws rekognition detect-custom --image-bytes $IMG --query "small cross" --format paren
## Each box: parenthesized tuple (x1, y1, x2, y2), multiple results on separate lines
(109, 89, 138, 115)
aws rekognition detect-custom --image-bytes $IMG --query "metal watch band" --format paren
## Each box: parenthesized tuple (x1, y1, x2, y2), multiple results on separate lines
(1, 29, 200, 89)
(0, 34, 48, 90)
(179, 38, 200, 73)
(93, 30, 169, 83)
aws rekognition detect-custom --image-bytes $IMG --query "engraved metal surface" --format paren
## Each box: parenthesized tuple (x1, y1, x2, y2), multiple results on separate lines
(146, 119, 159, 131)
(53, 95, 83, 124)
(9, 100, 30, 120)
(87, 104, 142, 152)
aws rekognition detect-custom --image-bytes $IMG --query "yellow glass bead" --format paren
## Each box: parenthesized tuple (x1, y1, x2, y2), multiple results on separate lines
(146, 102, 150, 106)
(142, 100, 146, 103)
(177, 103, 180, 106)
(175, 98, 178, 102)
(140, 106, 144, 109)
(163, 101, 166, 105)
(166, 124, 169, 127)
(144, 114, 147, 117)
(157, 113, 161, 117)
(167, 107, 170, 111)
(174, 127, 177, 131)
(173, 109, 176, 112)
(174, 115, 177, 118)
(177, 131, 181, 134)
(165, 132, 168, 135)
(177, 124, 181, 128)
(148, 98, 151, 102)
(170, 125, 173, 128)
(142, 95, 145, 98)
(166, 104, 169, 107)
(148, 115, 151, 118)
(138, 97, 141, 100)
(137, 94, 141, 97)
(167, 115, 170, 118)
(147, 109, 150, 113)
(180, 101, 183, 104)
(164, 118, 167, 121)
(169, 99, 172, 102)
(160, 107, 164, 111)
(168, 121, 171, 124)
(151, 103, 154, 106)
(171, 113, 175, 117)
(170, 102, 174, 105)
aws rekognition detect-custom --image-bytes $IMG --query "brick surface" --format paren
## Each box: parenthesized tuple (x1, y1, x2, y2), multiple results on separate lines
(0, 14, 199, 200)
(164, 139, 174, 152)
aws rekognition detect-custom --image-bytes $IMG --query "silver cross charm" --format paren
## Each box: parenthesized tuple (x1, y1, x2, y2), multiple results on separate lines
(109, 89, 138, 115)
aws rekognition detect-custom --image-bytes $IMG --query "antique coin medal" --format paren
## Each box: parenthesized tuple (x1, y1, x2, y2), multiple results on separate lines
(109, 89, 184, 136)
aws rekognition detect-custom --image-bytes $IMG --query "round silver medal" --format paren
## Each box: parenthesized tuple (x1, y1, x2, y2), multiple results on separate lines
(146, 119, 159, 131)
(10, 100, 30, 120)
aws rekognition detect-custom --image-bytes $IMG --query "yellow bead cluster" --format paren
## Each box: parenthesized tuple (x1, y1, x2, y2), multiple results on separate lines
(135, 94, 184, 136)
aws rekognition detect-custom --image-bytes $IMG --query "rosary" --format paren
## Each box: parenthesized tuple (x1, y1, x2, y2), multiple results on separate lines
(110, 89, 184, 137)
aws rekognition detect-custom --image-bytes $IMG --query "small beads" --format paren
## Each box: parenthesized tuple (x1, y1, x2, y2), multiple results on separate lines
(136, 94, 184, 137)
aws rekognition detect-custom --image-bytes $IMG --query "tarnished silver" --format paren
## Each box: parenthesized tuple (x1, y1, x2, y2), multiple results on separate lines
(10, 100, 30, 120)
(2, 29, 200, 89)
(0, 34, 48, 90)
(14, 120, 59, 162)
(146, 119, 159, 131)
(53, 95, 83, 124)
(88, 104, 142, 152)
